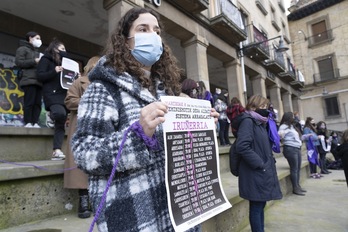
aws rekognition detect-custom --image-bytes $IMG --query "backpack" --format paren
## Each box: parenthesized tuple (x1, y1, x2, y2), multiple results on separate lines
(229, 114, 254, 177)
(229, 140, 240, 176)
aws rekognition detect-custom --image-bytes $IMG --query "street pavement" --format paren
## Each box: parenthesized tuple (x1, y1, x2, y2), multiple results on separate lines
(1, 162, 347, 232)
(242, 168, 348, 232)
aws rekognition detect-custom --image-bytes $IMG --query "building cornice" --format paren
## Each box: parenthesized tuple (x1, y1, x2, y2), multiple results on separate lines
(288, 0, 344, 21)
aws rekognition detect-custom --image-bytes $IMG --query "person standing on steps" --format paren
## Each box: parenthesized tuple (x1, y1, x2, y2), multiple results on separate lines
(278, 112, 307, 196)
(303, 117, 321, 179)
(316, 121, 332, 174)
(63, 56, 100, 219)
(214, 89, 231, 146)
(15, 31, 43, 128)
(37, 38, 70, 160)
(234, 95, 282, 232)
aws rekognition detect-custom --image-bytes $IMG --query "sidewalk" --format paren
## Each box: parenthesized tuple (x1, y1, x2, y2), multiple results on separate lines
(242, 168, 348, 232)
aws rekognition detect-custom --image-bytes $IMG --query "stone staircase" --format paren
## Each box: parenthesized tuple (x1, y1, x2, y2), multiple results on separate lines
(0, 126, 77, 229)
(0, 127, 309, 231)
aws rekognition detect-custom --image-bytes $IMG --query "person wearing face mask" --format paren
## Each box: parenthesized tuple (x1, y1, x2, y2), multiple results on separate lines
(303, 117, 321, 178)
(234, 95, 282, 232)
(278, 112, 307, 196)
(37, 38, 69, 160)
(15, 31, 43, 128)
(214, 89, 231, 146)
(316, 121, 332, 174)
(71, 7, 218, 232)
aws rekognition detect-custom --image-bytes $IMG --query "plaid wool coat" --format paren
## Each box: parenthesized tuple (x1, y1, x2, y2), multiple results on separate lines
(72, 57, 200, 232)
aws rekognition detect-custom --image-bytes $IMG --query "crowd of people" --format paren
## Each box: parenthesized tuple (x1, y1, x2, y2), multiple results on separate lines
(13, 6, 348, 232)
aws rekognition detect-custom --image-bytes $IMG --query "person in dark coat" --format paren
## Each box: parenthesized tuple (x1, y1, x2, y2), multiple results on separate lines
(337, 129, 348, 187)
(235, 95, 282, 232)
(37, 38, 69, 160)
(15, 31, 43, 128)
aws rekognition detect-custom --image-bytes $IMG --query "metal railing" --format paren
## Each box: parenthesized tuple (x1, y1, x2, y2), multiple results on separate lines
(308, 29, 333, 46)
(313, 68, 340, 84)
(218, 0, 244, 30)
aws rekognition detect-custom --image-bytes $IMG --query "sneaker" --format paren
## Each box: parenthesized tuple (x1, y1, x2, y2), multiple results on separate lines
(24, 123, 33, 128)
(32, 123, 41, 128)
(52, 149, 65, 160)
(46, 111, 55, 128)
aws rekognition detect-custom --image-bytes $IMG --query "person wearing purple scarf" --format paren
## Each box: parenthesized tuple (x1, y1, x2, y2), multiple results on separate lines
(234, 95, 282, 232)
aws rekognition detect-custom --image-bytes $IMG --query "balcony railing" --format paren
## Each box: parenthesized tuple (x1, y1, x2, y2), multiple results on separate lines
(279, 60, 296, 82)
(263, 47, 286, 73)
(308, 29, 334, 47)
(242, 26, 270, 62)
(210, 0, 247, 44)
(313, 68, 340, 84)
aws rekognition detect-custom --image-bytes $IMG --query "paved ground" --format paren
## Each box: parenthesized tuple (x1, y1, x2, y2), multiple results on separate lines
(242, 169, 348, 232)
(2, 162, 347, 232)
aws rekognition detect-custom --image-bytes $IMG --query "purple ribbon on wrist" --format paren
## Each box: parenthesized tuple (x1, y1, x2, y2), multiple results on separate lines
(131, 121, 159, 150)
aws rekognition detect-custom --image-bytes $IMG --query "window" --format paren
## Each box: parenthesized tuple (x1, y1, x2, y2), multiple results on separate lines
(317, 57, 334, 81)
(324, 96, 340, 117)
(311, 20, 328, 43)
(270, 6, 280, 31)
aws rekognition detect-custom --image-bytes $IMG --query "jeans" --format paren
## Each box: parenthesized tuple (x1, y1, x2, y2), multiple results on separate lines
(249, 201, 266, 232)
(218, 119, 230, 145)
(49, 104, 67, 150)
(283, 145, 302, 190)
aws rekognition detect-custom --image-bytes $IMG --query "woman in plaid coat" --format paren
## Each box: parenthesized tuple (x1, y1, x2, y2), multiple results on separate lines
(72, 7, 218, 232)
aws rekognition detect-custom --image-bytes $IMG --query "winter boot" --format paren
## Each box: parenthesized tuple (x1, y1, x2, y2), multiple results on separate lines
(78, 195, 91, 218)
(293, 187, 305, 196)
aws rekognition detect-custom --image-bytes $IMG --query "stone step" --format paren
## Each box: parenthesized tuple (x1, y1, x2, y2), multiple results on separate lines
(0, 126, 67, 162)
(0, 160, 78, 229)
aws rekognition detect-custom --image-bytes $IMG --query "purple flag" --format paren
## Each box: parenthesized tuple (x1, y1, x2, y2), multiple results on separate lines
(306, 137, 319, 166)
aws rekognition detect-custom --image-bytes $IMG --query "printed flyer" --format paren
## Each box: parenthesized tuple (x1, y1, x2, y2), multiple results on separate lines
(161, 96, 232, 232)
(60, 57, 79, 89)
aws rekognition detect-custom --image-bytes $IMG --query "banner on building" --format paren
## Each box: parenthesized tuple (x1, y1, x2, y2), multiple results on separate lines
(161, 96, 231, 232)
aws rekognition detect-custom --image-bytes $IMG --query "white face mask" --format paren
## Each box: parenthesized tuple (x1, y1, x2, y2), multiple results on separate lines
(32, 39, 42, 48)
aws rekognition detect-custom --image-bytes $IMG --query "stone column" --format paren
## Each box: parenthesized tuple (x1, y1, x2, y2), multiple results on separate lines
(269, 84, 283, 122)
(224, 60, 245, 106)
(103, 0, 142, 34)
(251, 75, 267, 98)
(282, 91, 293, 113)
(182, 35, 209, 89)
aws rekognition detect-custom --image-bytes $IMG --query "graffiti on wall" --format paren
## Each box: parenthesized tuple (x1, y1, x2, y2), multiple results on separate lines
(0, 67, 24, 126)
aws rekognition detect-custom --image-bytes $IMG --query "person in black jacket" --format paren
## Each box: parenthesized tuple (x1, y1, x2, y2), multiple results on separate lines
(337, 129, 348, 187)
(15, 31, 43, 128)
(37, 38, 69, 160)
(316, 121, 332, 174)
(235, 95, 282, 232)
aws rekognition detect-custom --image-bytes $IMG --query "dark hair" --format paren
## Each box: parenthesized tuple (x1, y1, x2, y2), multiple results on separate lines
(104, 7, 182, 96)
(197, 81, 206, 99)
(341, 129, 348, 144)
(230, 97, 241, 106)
(245, 95, 269, 111)
(316, 121, 328, 136)
(304, 117, 316, 132)
(280, 112, 294, 127)
(45, 38, 64, 65)
(181, 78, 197, 97)
(25, 31, 39, 42)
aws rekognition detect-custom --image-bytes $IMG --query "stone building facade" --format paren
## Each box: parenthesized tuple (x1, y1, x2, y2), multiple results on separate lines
(288, 0, 348, 131)
(0, 0, 302, 124)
